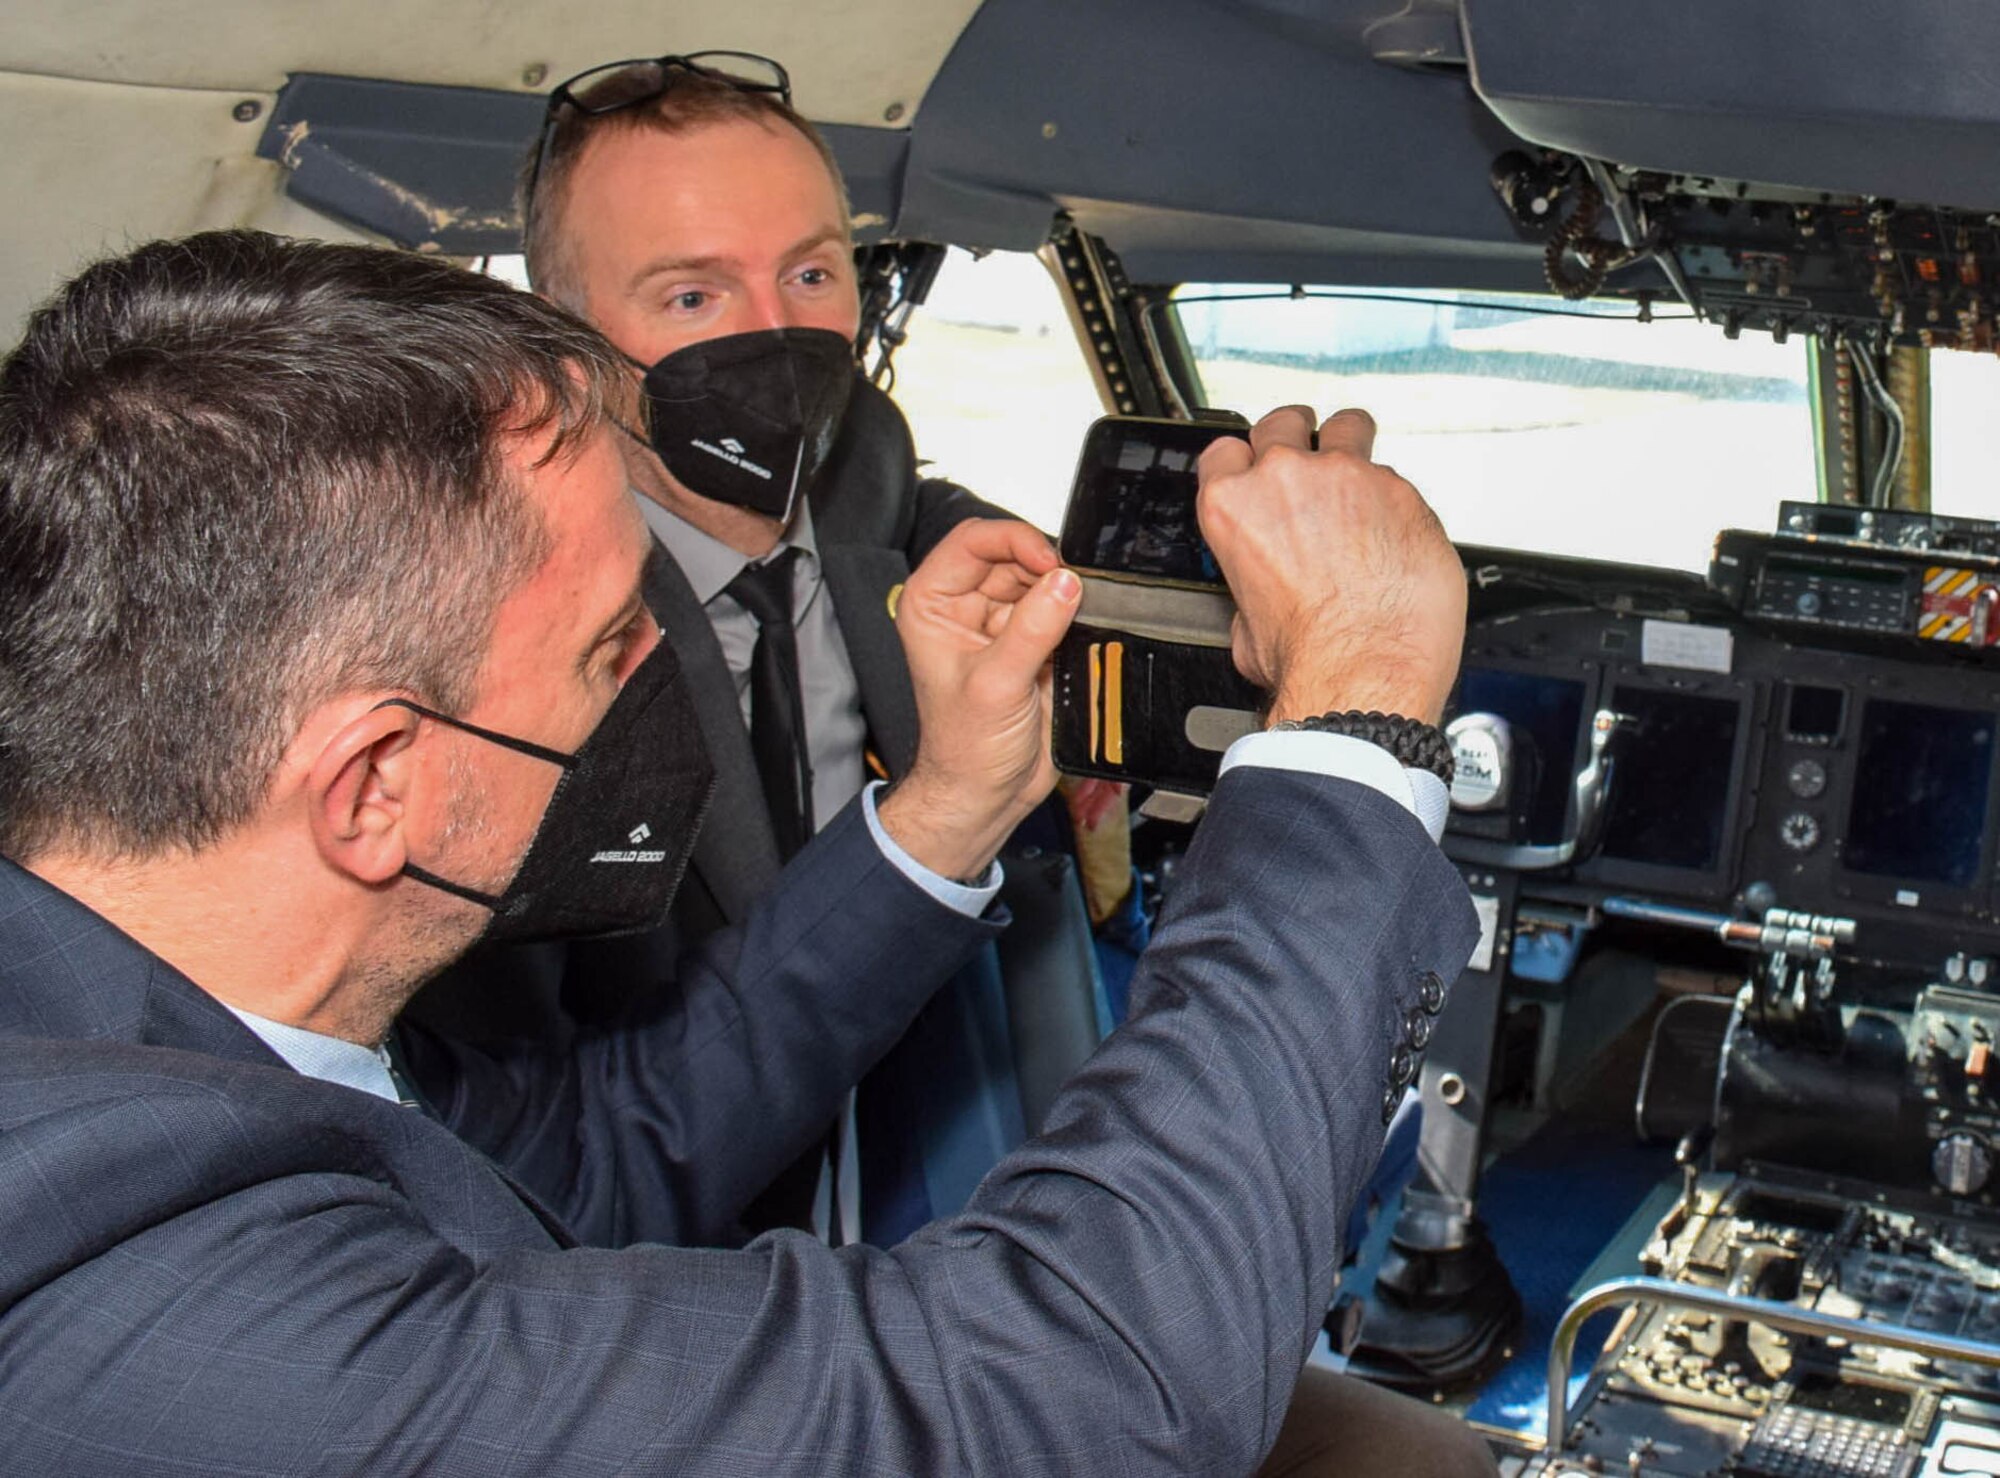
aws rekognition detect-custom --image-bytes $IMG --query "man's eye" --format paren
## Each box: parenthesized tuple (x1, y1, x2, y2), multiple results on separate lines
(603, 610, 656, 682)
(797, 267, 832, 288)
(668, 290, 710, 313)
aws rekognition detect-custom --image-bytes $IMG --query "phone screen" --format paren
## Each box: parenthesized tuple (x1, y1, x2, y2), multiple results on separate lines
(1058, 417, 1246, 586)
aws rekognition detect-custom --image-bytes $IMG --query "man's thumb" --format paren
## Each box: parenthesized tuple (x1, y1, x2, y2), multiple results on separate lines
(985, 567, 1080, 688)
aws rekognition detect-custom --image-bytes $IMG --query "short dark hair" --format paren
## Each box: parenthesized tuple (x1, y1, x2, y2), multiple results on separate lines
(521, 73, 851, 308)
(0, 229, 631, 861)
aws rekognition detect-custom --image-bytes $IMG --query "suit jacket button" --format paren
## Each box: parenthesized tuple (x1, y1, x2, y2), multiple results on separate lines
(1406, 1008, 1433, 1050)
(1418, 970, 1446, 1014)
(1382, 1084, 1403, 1125)
(1390, 1045, 1416, 1087)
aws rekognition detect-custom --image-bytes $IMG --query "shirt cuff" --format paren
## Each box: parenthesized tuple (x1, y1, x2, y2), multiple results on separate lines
(861, 781, 1005, 916)
(1218, 730, 1450, 843)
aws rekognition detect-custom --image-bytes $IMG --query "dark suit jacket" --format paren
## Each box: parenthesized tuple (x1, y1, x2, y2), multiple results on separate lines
(657, 373, 1000, 938)
(417, 376, 1004, 1239)
(0, 769, 1475, 1475)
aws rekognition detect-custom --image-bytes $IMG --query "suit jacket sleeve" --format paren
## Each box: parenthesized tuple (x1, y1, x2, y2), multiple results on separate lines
(399, 794, 1004, 1249)
(8, 769, 1476, 1477)
(907, 474, 1014, 563)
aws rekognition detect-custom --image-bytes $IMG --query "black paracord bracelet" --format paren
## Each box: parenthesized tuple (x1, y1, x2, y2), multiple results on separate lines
(1268, 710, 1455, 785)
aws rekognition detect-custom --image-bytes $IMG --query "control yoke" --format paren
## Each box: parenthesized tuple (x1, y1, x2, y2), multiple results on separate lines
(1447, 709, 1634, 871)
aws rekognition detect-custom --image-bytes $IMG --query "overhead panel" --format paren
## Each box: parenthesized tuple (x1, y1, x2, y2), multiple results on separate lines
(1463, 0, 2000, 212)
(894, 0, 1543, 288)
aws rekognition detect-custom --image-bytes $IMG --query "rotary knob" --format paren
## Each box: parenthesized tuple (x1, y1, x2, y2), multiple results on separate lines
(1778, 812, 1822, 853)
(1933, 1132, 1994, 1196)
(1786, 758, 1828, 799)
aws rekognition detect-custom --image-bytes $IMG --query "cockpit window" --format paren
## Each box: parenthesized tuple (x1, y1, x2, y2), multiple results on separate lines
(1173, 286, 1814, 572)
(884, 247, 1106, 534)
(1927, 350, 2000, 520)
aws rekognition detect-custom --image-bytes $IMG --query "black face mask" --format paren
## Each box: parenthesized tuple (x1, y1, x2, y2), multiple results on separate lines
(634, 327, 854, 523)
(387, 642, 716, 944)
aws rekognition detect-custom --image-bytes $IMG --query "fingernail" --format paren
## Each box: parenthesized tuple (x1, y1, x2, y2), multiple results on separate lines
(1050, 569, 1080, 601)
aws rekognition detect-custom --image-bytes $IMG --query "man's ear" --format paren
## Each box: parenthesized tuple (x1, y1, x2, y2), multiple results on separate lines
(303, 703, 426, 885)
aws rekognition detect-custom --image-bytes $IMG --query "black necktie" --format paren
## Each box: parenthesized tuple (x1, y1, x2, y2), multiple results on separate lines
(723, 548, 840, 1245)
(724, 547, 815, 860)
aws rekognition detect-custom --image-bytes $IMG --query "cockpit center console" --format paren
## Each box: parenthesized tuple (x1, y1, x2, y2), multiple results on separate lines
(1041, 421, 2000, 1462)
(1444, 506, 2000, 1473)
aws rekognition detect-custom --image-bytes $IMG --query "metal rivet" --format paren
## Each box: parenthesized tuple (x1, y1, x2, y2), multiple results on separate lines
(1438, 1072, 1467, 1106)
(232, 99, 262, 123)
(522, 63, 549, 88)
(883, 101, 906, 123)
(1041, 121, 1058, 139)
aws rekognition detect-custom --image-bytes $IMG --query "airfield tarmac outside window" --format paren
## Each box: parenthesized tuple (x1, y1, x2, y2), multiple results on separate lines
(1927, 349, 2000, 522)
(880, 247, 1107, 535)
(1170, 286, 1816, 573)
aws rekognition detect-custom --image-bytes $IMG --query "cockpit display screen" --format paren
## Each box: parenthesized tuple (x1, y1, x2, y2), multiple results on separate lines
(1454, 667, 1587, 844)
(1844, 699, 1994, 888)
(1599, 686, 1741, 873)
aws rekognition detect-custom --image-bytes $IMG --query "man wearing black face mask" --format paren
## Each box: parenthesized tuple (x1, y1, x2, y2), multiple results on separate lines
(421, 50, 1117, 1248)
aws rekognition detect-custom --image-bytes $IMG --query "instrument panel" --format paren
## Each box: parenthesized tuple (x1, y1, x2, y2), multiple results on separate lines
(1449, 570, 2000, 964)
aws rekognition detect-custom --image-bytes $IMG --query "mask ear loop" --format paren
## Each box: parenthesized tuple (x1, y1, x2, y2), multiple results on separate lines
(373, 698, 581, 916)
(400, 862, 508, 911)
(374, 698, 579, 770)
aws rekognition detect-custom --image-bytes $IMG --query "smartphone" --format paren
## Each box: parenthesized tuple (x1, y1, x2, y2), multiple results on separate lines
(1052, 416, 1263, 794)
(1056, 416, 1246, 589)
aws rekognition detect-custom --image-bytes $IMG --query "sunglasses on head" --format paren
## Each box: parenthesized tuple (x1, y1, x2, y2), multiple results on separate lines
(524, 51, 793, 214)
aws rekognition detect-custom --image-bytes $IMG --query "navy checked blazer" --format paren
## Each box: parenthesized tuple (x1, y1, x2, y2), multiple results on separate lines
(0, 769, 1475, 1476)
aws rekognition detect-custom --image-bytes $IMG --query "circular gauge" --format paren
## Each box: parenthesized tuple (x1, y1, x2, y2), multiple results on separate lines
(1786, 758, 1829, 799)
(1933, 1132, 1994, 1197)
(1779, 812, 1822, 853)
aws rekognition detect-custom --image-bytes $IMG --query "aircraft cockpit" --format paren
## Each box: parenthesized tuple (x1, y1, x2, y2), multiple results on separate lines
(1418, 512, 2000, 1474)
(13, 1, 2000, 1473)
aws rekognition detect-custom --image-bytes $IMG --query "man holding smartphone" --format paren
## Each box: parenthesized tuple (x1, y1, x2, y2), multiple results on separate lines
(0, 229, 1493, 1473)
(420, 50, 1111, 1248)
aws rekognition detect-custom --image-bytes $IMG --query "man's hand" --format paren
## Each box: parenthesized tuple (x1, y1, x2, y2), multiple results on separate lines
(1197, 406, 1465, 726)
(878, 518, 1079, 882)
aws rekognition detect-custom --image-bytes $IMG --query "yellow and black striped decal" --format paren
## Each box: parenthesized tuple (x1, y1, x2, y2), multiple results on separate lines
(1920, 566, 2000, 645)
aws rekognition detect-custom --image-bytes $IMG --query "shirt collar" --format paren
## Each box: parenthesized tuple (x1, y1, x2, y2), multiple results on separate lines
(636, 490, 821, 608)
(223, 1004, 401, 1103)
